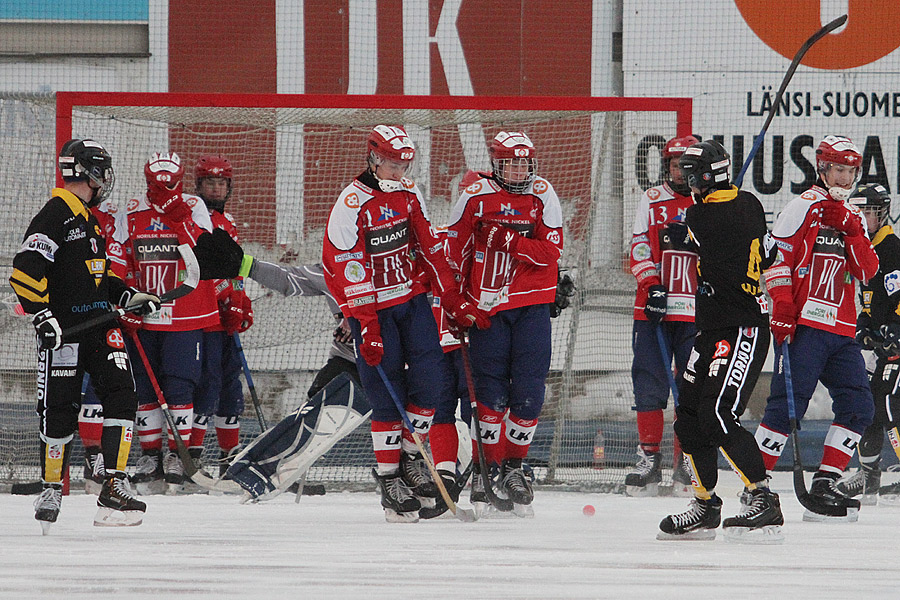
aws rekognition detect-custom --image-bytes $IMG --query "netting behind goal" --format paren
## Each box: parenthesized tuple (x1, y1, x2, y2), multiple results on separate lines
(0, 93, 690, 491)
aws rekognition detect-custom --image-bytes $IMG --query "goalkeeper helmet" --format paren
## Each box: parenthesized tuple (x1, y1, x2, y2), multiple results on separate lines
(58, 138, 115, 207)
(850, 183, 891, 235)
(144, 152, 184, 202)
(489, 131, 537, 194)
(662, 135, 699, 196)
(678, 140, 731, 197)
(195, 155, 233, 209)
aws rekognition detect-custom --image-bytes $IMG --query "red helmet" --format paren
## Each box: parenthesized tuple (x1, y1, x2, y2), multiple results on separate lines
(195, 155, 233, 180)
(144, 152, 184, 193)
(367, 125, 415, 163)
(663, 135, 699, 195)
(816, 135, 862, 170)
(489, 131, 537, 193)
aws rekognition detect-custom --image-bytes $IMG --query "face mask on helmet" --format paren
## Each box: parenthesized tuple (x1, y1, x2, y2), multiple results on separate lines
(849, 183, 891, 235)
(367, 125, 415, 185)
(816, 135, 862, 201)
(144, 152, 185, 205)
(662, 135, 699, 196)
(58, 138, 115, 207)
(489, 131, 537, 194)
(195, 155, 233, 210)
(678, 140, 731, 200)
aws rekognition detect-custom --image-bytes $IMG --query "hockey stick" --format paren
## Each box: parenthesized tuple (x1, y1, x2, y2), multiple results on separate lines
(233, 332, 267, 431)
(127, 330, 214, 486)
(63, 242, 201, 339)
(734, 14, 847, 187)
(655, 326, 679, 405)
(374, 364, 477, 522)
(459, 334, 515, 512)
(782, 343, 815, 510)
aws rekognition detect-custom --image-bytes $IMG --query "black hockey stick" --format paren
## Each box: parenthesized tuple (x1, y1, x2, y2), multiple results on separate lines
(459, 334, 514, 512)
(375, 364, 477, 522)
(782, 343, 815, 510)
(233, 332, 268, 431)
(63, 242, 201, 339)
(734, 14, 847, 187)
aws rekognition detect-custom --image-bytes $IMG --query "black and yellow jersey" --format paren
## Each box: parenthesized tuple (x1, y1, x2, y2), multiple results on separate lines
(860, 225, 900, 329)
(686, 186, 776, 331)
(10, 187, 128, 331)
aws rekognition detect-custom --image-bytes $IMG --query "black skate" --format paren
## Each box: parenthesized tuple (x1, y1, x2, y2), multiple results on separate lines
(419, 465, 473, 520)
(836, 463, 881, 506)
(163, 451, 186, 495)
(34, 483, 63, 535)
(657, 495, 722, 540)
(130, 449, 166, 496)
(803, 472, 861, 522)
(219, 446, 242, 478)
(878, 481, 900, 505)
(82, 446, 105, 495)
(502, 459, 535, 518)
(400, 451, 437, 498)
(625, 447, 661, 497)
(722, 487, 784, 544)
(671, 457, 694, 498)
(372, 468, 421, 523)
(95, 472, 146, 527)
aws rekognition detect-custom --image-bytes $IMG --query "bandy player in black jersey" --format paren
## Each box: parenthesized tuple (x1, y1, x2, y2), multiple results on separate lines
(656, 140, 782, 543)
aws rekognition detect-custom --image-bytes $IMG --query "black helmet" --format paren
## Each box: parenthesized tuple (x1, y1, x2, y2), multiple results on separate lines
(58, 138, 115, 206)
(678, 140, 731, 197)
(849, 183, 891, 235)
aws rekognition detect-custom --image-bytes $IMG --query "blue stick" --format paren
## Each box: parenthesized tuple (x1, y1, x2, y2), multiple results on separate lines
(655, 326, 679, 406)
(233, 332, 267, 431)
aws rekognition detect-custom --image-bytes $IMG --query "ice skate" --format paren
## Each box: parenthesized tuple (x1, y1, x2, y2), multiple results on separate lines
(671, 456, 694, 498)
(625, 447, 661, 497)
(802, 472, 861, 522)
(419, 466, 472, 520)
(836, 464, 881, 506)
(400, 451, 437, 498)
(657, 495, 722, 540)
(878, 481, 900, 506)
(372, 469, 421, 523)
(502, 459, 535, 518)
(163, 451, 186, 495)
(82, 447, 105, 495)
(130, 449, 166, 496)
(33, 483, 62, 536)
(95, 472, 146, 527)
(722, 487, 784, 544)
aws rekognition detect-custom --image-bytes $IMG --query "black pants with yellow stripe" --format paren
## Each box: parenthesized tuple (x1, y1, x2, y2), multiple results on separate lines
(36, 323, 138, 483)
(674, 326, 769, 495)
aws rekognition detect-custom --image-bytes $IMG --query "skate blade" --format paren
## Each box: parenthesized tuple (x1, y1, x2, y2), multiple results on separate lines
(134, 480, 167, 496)
(802, 507, 860, 523)
(670, 484, 694, 498)
(512, 503, 535, 518)
(39, 521, 52, 536)
(625, 483, 659, 497)
(384, 508, 419, 523)
(83, 480, 104, 496)
(859, 494, 878, 506)
(723, 525, 784, 545)
(877, 494, 900, 506)
(93, 507, 143, 527)
(656, 529, 717, 541)
(165, 482, 185, 496)
(474, 503, 518, 520)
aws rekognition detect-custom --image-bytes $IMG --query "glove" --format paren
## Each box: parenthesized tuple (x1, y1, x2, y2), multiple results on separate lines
(32, 308, 62, 351)
(770, 300, 797, 346)
(333, 317, 353, 344)
(644, 285, 667, 325)
(220, 289, 253, 334)
(856, 326, 883, 352)
(238, 293, 253, 333)
(880, 323, 900, 357)
(358, 319, 384, 366)
(194, 229, 247, 280)
(118, 313, 142, 337)
(477, 222, 520, 253)
(119, 288, 161, 316)
(443, 292, 491, 336)
(821, 202, 864, 237)
(550, 272, 576, 318)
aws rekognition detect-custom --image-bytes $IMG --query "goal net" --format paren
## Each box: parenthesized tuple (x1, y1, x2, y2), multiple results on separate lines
(1, 92, 690, 492)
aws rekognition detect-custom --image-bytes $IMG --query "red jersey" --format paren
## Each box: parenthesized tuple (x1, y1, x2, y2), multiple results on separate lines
(109, 193, 220, 332)
(322, 173, 458, 322)
(630, 183, 697, 322)
(764, 185, 879, 338)
(447, 175, 562, 315)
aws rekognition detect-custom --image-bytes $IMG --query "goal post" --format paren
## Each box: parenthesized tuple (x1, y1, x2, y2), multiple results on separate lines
(3, 92, 691, 490)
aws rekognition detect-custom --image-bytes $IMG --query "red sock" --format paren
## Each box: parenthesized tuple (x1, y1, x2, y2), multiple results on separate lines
(429, 423, 458, 471)
(215, 415, 241, 452)
(636, 409, 664, 453)
(820, 423, 862, 476)
(371, 420, 402, 470)
(504, 413, 537, 460)
(477, 403, 505, 466)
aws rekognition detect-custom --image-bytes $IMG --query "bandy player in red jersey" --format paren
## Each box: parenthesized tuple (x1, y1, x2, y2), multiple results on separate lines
(755, 135, 879, 521)
(627, 135, 699, 497)
(107, 152, 220, 494)
(322, 125, 488, 522)
(447, 132, 562, 515)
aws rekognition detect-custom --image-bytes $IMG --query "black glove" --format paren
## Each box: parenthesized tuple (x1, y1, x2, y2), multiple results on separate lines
(550, 272, 576, 318)
(880, 323, 900, 357)
(194, 228, 245, 280)
(119, 288, 162, 316)
(32, 308, 62, 351)
(644, 285, 667, 325)
(856, 326, 883, 352)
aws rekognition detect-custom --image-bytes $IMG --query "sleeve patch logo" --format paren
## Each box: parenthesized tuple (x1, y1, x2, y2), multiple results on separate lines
(344, 260, 366, 283)
(885, 270, 900, 296)
(632, 242, 652, 262)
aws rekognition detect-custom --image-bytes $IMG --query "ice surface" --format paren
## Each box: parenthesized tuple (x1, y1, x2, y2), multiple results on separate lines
(1, 471, 895, 599)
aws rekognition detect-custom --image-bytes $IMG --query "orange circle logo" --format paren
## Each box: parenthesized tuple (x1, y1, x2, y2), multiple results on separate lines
(344, 193, 359, 208)
(735, 2, 900, 69)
